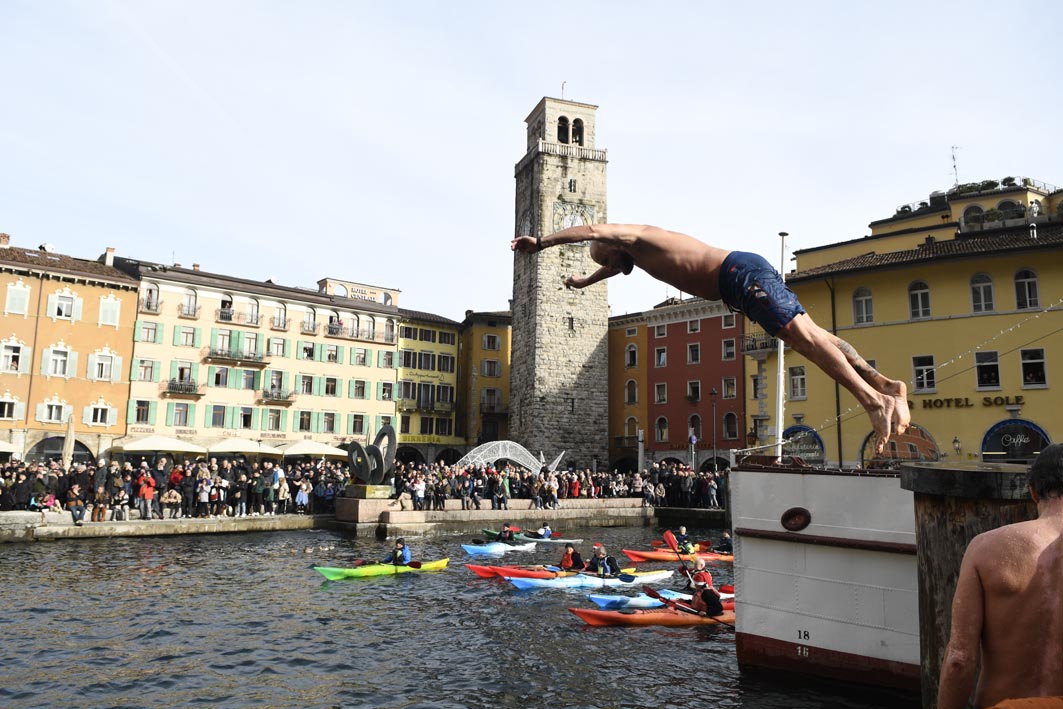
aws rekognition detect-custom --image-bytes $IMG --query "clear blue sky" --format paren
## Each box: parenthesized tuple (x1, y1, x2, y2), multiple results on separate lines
(3, 1, 1061, 321)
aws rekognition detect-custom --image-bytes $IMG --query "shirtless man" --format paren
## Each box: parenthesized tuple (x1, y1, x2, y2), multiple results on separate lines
(937, 443, 1063, 708)
(511, 224, 910, 452)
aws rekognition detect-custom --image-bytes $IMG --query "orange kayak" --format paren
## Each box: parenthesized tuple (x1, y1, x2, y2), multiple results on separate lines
(622, 549, 734, 564)
(569, 606, 736, 627)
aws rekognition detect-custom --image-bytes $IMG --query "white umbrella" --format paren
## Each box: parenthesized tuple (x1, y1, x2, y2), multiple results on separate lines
(0, 440, 19, 454)
(207, 438, 283, 456)
(61, 413, 76, 467)
(117, 434, 208, 454)
(279, 440, 348, 458)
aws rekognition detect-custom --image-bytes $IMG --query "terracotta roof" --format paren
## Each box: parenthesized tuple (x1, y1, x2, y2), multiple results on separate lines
(788, 223, 1063, 283)
(398, 308, 461, 327)
(0, 247, 138, 286)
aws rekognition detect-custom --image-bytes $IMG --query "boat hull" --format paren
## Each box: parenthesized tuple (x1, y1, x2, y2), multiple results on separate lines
(461, 542, 537, 555)
(622, 549, 733, 563)
(569, 607, 736, 628)
(508, 569, 673, 590)
(313, 558, 449, 580)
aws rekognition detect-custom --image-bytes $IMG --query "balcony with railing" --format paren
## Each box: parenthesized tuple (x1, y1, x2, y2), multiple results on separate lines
(398, 397, 418, 411)
(614, 435, 638, 450)
(178, 303, 201, 319)
(742, 333, 782, 360)
(434, 400, 454, 413)
(163, 379, 204, 398)
(270, 316, 289, 331)
(216, 307, 235, 323)
(480, 401, 507, 414)
(138, 298, 162, 314)
(259, 389, 295, 405)
(203, 347, 269, 367)
(300, 320, 320, 335)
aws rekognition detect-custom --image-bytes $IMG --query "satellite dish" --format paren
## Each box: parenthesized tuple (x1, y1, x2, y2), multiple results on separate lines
(38, 243, 55, 253)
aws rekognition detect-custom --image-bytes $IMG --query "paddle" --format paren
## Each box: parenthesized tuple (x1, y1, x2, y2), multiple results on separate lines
(406, 561, 422, 569)
(643, 585, 734, 627)
(663, 530, 696, 585)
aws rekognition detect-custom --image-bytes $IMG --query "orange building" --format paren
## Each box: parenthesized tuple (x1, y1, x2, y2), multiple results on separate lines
(0, 236, 138, 461)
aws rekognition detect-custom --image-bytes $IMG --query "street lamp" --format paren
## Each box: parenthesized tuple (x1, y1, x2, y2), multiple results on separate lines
(710, 387, 719, 472)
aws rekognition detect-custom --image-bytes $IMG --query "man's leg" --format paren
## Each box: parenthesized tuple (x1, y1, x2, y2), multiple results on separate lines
(824, 331, 911, 435)
(776, 313, 900, 452)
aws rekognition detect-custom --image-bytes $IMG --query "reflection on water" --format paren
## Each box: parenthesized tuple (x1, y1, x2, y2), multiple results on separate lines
(0, 527, 915, 708)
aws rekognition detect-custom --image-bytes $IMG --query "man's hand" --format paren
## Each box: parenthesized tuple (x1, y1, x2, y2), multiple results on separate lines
(511, 236, 538, 254)
(564, 275, 584, 289)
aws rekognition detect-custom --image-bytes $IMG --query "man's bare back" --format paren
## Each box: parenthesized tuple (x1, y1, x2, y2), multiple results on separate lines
(939, 448, 1063, 709)
(612, 226, 731, 300)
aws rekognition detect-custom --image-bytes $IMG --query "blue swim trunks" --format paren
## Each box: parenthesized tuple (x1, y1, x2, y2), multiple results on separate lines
(718, 251, 806, 336)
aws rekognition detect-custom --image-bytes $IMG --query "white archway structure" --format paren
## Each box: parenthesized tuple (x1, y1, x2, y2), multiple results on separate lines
(455, 440, 564, 473)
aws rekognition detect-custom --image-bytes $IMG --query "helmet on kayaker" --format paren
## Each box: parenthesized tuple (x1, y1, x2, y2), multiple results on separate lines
(396, 538, 405, 546)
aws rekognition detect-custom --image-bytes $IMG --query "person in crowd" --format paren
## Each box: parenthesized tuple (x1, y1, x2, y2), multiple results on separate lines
(512, 224, 910, 454)
(231, 474, 248, 517)
(294, 478, 309, 514)
(558, 542, 585, 571)
(497, 522, 516, 543)
(381, 537, 411, 566)
(12, 472, 31, 510)
(674, 525, 696, 553)
(111, 487, 129, 521)
(161, 487, 182, 519)
(91, 485, 109, 523)
(137, 470, 156, 521)
(585, 545, 621, 577)
(65, 482, 87, 526)
(195, 475, 211, 518)
(938, 443, 1063, 709)
(276, 472, 290, 515)
(0, 480, 16, 511)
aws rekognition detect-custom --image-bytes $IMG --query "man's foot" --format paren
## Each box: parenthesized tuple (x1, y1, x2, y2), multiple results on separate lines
(868, 394, 896, 454)
(878, 379, 911, 436)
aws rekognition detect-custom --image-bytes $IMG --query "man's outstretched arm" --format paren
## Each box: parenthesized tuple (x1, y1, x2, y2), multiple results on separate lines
(565, 265, 620, 289)
(937, 539, 986, 709)
(511, 224, 651, 253)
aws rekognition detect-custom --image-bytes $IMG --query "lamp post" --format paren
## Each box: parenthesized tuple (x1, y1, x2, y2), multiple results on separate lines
(710, 387, 718, 472)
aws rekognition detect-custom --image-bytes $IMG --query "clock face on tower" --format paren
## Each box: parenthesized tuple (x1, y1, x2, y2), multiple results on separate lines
(552, 202, 595, 233)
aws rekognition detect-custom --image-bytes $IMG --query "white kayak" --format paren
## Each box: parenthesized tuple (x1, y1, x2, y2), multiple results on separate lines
(586, 588, 735, 610)
(461, 541, 537, 555)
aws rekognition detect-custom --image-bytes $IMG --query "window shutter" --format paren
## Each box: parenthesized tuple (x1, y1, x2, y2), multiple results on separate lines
(155, 325, 164, 344)
(46, 294, 58, 320)
(187, 404, 196, 424)
(335, 346, 345, 365)
(314, 376, 324, 397)
(204, 406, 213, 428)
(377, 381, 384, 400)
(251, 409, 260, 430)
(193, 328, 202, 347)
(40, 348, 51, 376)
(173, 327, 182, 346)
(13, 402, 25, 421)
(82, 406, 93, 425)
(282, 371, 290, 393)
(224, 406, 235, 429)
(377, 351, 385, 368)
(147, 401, 157, 425)
(347, 413, 354, 434)
(134, 321, 143, 341)
(111, 356, 123, 383)
(126, 400, 137, 424)
(87, 354, 98, 381)
(253, 371, 261, 389)
(17, 345, 31, 375)
(210, 328, 218, 350)
(66, 352, 78, 379)
(229, 369, 240, 389)
(107, 408, 118, 426)
(283, 339, 291, 358)
(190, 363, 199, 382)
(207, 365, 216, 385)
(365, 348, 373, 366)
(72, 297, 83, 322)
(315, 343, 325, 362)
(166, 402, 175, 427)
(171, 361, 180, 381)
(260, 409, 269, 431)
(348, 380, 355, 398)
(280, 410, 288, 432)
(312, 412, 323, 433)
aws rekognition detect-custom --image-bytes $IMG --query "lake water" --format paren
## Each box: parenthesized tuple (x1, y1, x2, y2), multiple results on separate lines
(0, 525, 917, 708)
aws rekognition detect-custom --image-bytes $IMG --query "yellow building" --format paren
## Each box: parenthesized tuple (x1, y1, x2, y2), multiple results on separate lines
(395, 309, 464, 465)
(0, 236, 138, 461)
(607, 314, 648, 470)
(749, 177, 1063, 467)
(114, 258, 400, 454)
(457, 310, 511, 446)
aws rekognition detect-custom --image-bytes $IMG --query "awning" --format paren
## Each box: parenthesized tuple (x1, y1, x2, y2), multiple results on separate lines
(115, 435, 208, 454)
(207, 438, 283, 456)
(782, 425, 825, 466)
(981, 419, 1050, 463)
(278, 440, 348, 458)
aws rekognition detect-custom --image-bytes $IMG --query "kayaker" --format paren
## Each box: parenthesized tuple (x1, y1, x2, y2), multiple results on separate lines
(674, 526, 696, 554)
(538, 523, 552, 539)
(497, 522, 516, 543)
(558, 542, 585, 571)
(687, 558, 724, 616)
(715, 531, 733, 554)
(381, 538, 411, 566)
(585, 545, 621, 577)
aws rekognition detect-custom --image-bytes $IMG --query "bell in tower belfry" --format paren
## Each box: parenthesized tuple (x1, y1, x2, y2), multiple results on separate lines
(510, 97, 609, 469)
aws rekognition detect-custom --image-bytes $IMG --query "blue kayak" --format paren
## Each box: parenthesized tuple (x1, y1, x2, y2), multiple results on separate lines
(509, 569, 673, 590)
(461, 541, 537, 555)
(586, 588, 692, 610)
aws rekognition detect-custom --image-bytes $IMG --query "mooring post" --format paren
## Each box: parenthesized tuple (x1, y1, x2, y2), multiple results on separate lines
(899, 461, 1034, 708)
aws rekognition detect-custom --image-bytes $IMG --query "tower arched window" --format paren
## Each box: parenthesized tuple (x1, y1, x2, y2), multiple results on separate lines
(970, 273, 994, 313)
(853, 287, 873, 325)
(557, 116, 570, 144)
(997, 200, 1023, 220)
(572, 118, 584, 146)
(625, 416, 638, 437)
(908, 281, 931, 320)
(625, 379, 637, 404)
(655, 416, 669, 443)
(1015, 269, 1039, 310)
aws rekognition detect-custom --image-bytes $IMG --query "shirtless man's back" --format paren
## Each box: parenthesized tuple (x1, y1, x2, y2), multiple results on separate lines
(939, 444, 1063, 708)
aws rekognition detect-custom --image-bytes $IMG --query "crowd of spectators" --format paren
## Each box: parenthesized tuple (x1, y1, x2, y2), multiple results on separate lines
(389, 460, 728, 511)
(0, 456, 352, 523)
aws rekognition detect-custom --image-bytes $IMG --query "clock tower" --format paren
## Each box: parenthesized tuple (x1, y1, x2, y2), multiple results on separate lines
(510, 97, 609, 468)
